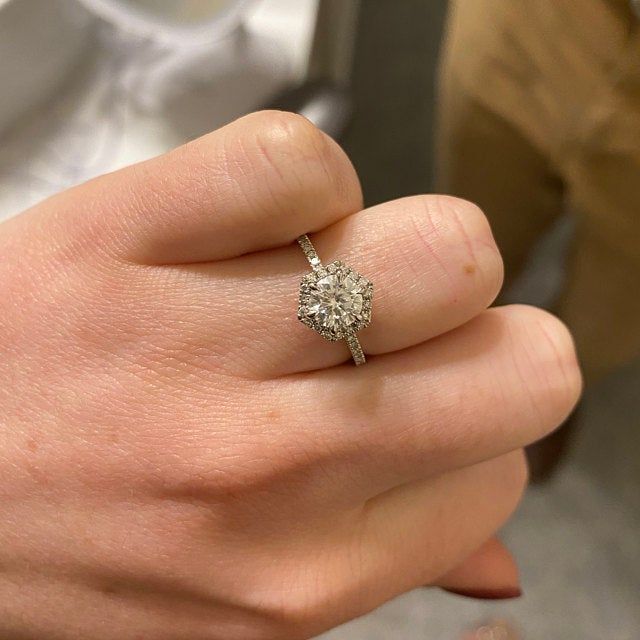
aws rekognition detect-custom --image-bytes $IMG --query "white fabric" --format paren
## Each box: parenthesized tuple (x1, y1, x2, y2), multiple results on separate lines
(0, 0, 318, 221)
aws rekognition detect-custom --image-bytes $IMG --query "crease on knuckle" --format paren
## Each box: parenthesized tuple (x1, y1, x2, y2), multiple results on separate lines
(406, 196, 454, 284)
(441, 195, 503, 293)
(533, 311, 582, 408)
(399, 195, 502, 302)
(507, 306, 581, 431)
(250, 111, 358, 214)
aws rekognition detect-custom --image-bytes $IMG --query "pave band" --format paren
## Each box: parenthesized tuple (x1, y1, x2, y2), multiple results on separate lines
(298, 234, 322, 269)
(296, 234, 373, 366)
(345, 333, 366, 366)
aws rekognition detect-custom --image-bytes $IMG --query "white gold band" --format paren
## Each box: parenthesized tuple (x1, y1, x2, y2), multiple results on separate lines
(345, 332, 366, 366)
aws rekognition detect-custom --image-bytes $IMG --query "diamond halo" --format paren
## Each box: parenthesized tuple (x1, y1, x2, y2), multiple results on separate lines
(296, 235, 373, 365)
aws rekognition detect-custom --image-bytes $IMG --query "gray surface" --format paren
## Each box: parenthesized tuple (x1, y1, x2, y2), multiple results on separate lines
(341, 0, 447, 204)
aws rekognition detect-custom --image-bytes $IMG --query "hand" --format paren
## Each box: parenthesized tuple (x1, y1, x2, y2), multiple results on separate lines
(0, 111, 581, 640)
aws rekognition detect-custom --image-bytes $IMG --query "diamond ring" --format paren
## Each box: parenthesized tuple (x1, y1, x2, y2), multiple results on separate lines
(296, 234, 373, 366)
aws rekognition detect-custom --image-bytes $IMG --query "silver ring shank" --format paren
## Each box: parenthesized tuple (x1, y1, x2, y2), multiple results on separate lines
(297, 234, 322, 269)
(345, 333, 366, 366)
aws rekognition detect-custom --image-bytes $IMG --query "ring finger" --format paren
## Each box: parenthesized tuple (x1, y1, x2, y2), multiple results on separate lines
(175, 194, 504, 376)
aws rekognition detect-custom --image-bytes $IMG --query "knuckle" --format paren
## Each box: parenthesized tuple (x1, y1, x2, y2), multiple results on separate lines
(438, 195, 504, 292)
(481, 450, 528, 525)
(503, 305, 583, 425)
(247, 586, 327, 638)
(243, 110, 361, 211)
(251, 110, 331, 168)
(251, 109, 324, 146)
(401, 194, 503, 300)
(397, 194, 488, 250)
(433, 194, 491, 235)
(500, 449, 529, 503)
(154, 438, 315, 506)
(434, 195, 498, 254)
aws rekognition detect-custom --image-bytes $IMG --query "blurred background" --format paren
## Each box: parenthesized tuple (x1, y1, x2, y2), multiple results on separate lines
(0, 1, 638, 638)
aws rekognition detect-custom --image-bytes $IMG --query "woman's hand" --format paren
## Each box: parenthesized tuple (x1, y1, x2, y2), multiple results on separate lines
(0, 111, 581, 640)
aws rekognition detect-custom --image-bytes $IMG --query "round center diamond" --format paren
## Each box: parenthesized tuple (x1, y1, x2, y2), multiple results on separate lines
(307, 273, 364, 331)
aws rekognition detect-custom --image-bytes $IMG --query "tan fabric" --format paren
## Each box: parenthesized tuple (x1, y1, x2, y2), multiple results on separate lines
(436, 0, 640, 383)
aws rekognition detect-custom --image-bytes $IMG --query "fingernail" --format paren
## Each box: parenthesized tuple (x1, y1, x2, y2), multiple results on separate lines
(444, 587, 523, 600)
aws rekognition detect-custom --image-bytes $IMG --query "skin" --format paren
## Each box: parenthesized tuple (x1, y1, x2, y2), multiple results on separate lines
(0, 111, 582, 640)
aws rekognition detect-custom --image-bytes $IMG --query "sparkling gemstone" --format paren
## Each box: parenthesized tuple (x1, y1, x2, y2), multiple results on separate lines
(307, 272, 364, 331)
